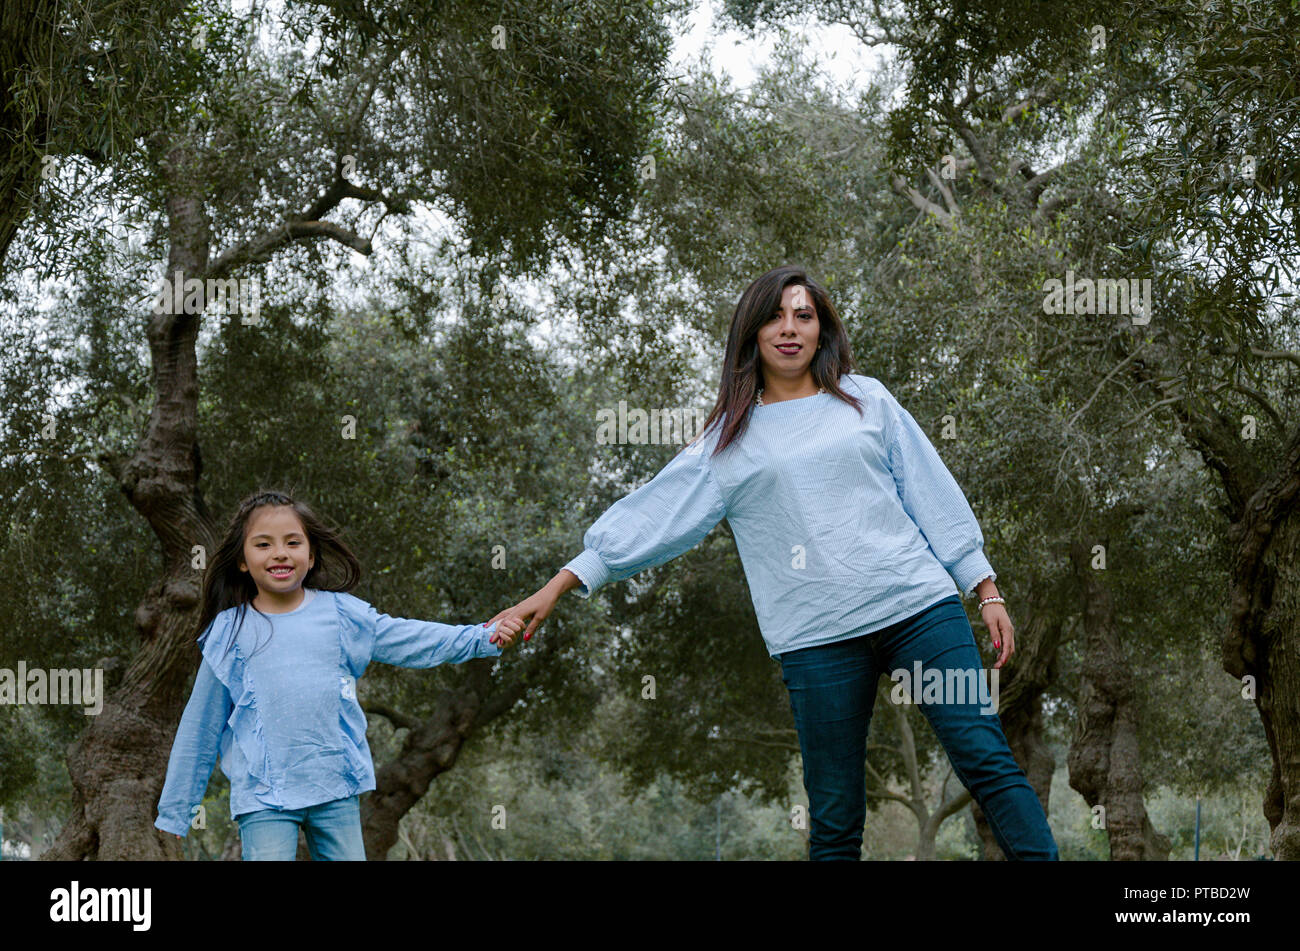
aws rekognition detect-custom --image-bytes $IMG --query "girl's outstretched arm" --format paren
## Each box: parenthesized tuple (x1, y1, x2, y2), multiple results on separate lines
(336, 591, 507, 669)
(155, 658, 232, 838)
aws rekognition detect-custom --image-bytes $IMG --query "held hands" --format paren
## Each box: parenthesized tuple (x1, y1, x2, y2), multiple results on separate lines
(487, 615, 526, 650)
(488, 573, 573, 645)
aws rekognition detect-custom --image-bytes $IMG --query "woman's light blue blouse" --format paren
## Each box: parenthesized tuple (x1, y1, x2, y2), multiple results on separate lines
(155, 589, 504, 837)
(562, 373, 996, 657)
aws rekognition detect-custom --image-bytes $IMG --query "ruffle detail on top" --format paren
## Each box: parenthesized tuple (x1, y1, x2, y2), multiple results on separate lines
(336, 674, 372, 786)
(331, 591, 379, 786)
(332, 590, 376, 679)
(199, 607, 275, 796)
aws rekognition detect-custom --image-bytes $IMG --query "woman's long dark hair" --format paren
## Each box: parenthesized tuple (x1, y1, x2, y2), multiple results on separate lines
(194, 490, 362, 654)
(696, 265, 864, 456)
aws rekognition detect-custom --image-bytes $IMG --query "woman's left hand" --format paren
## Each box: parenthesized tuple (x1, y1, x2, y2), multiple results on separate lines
(980, 602, 1014, 669)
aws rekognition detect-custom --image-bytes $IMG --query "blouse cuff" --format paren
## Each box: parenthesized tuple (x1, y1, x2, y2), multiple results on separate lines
(562, 549, 610, 599)
(479, 622, 506, 657)
(952, 550, 996, 597)
(155, 814, 190, 838)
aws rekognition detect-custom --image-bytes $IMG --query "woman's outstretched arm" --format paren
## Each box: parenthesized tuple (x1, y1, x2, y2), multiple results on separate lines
(491, 440, 727, 641)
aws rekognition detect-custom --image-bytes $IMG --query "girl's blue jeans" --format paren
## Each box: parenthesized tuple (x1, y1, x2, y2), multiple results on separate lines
(778, 594, 1059, 861)
(236, 794, 367, 861)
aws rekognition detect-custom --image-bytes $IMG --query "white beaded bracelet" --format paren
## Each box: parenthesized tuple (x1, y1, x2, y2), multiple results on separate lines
(978, 596, 1006, 609)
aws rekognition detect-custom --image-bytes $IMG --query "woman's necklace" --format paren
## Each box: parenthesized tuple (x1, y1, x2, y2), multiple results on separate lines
(755, 385, 826, 406)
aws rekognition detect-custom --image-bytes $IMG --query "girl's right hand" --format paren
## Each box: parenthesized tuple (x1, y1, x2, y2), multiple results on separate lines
(488, 615, 525, 649)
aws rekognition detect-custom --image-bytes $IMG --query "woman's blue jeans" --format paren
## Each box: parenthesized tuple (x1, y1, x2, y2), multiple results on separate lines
(778, 594, 1059, 861)
(236, 795, 367, 861)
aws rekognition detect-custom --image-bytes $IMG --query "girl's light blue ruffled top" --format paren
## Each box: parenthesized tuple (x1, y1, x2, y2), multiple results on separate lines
(561, 373, 997, 657)
(155, 589, 503, 836)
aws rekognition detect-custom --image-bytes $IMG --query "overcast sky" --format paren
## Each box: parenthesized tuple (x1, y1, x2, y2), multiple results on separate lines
(669, 0, 886, 96)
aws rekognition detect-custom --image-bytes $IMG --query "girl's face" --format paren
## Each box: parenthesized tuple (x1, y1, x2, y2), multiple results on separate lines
(756, 284, 820, 380)
(238, 505, 314, 594)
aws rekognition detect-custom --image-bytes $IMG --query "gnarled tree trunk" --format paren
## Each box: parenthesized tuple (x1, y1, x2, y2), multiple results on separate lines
(1128, 338, 1300, 859)
(1065, 539, 1170, 860)
(1226, 485, 1300, 859)
(361, 668, 524, 860)
(43, 167, 214, 860)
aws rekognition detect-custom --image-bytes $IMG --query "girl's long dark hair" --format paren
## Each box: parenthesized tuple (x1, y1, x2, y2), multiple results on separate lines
(696, 265, 864, 456)
(194, 490, 362, 654)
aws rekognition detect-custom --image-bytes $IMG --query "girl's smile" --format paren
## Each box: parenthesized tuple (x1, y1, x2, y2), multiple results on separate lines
(239, 505, 316, 611)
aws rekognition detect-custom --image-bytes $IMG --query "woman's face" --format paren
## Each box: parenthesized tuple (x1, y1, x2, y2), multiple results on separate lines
(755, 283, 820, 381)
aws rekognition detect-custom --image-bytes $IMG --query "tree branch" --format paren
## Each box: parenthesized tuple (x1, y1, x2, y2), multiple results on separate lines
(1226, 381, 1283, 430)
(936, 788, 973, 823)
(1024, 163, 1065, 205)
(1128, 346, 1262, 514)
(205, 152, 413, 280)
(938, 108, 999, 191)
(477, 678, 527, 725)
(1207, 344, 1300, 369)
(1064, 339, 1149, 432)
(206, 218, 372, 278)
(1120, 394, 1183, 429)
(1038, 335, 1110, 364)
(830, 0, 906, 47)
(362, 703, 419, 731)
(891, 173, 954, 227)
(1001, 83, 1061, 124)
(925, 165, 959, 216)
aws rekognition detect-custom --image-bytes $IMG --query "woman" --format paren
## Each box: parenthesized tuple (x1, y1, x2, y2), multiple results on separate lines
(493, 265, 1059, 861)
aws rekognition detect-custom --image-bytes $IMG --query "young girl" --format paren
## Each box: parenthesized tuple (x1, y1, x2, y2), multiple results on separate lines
(155, 489, 522, 860)
(493, 265, 1059, 861)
